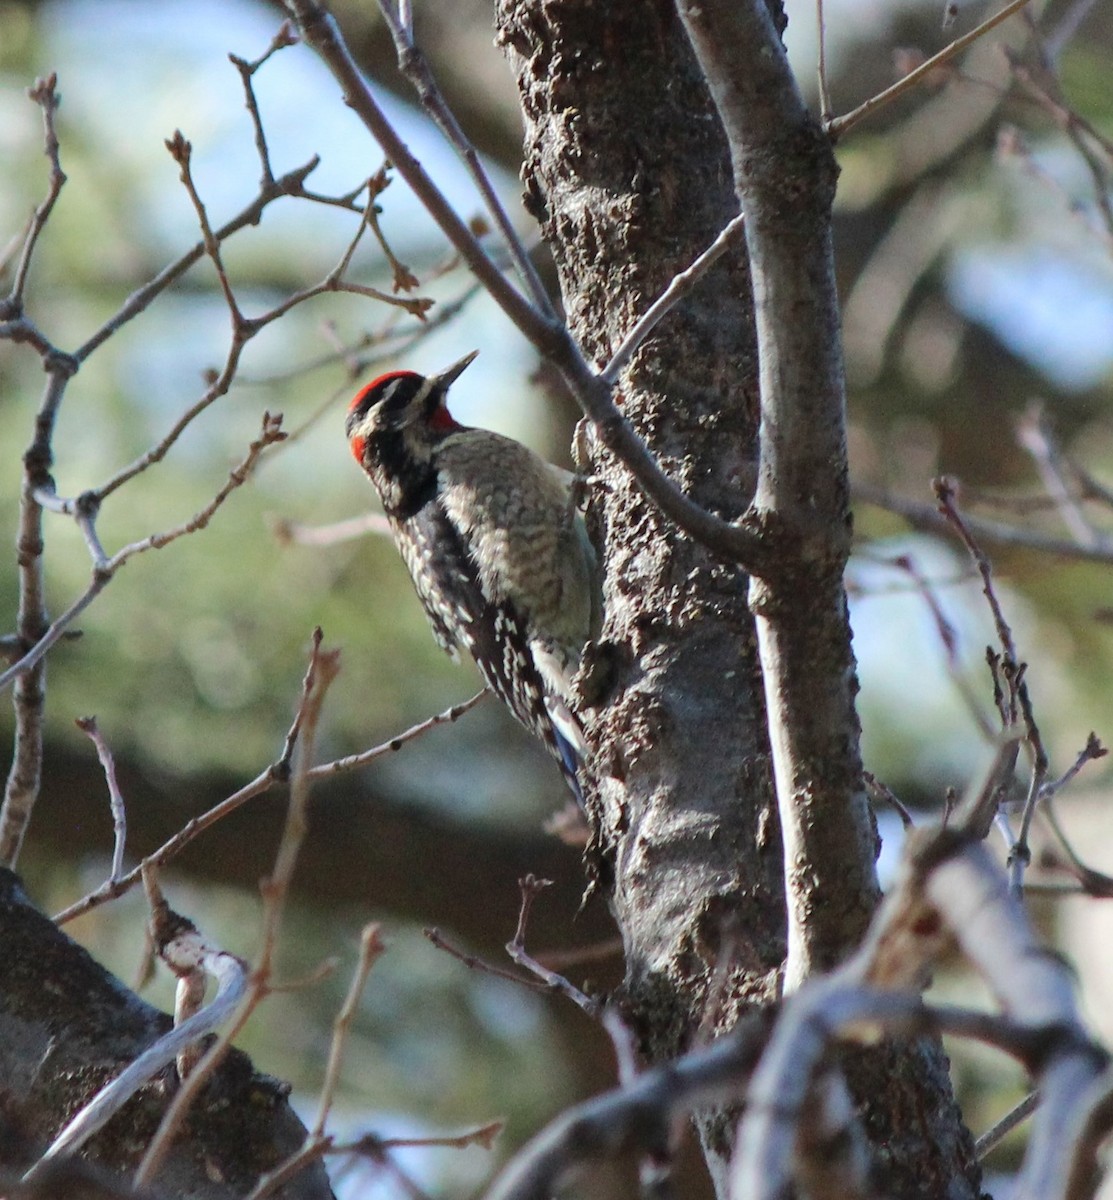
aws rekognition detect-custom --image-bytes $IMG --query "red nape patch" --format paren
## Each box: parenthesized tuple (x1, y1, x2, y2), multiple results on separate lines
(349, 434, 366, 462)
(429, 403, 461, 433)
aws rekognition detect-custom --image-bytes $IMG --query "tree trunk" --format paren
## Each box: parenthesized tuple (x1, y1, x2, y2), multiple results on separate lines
(495, 0, 982, 1194)
(0, 870, 332, 1199)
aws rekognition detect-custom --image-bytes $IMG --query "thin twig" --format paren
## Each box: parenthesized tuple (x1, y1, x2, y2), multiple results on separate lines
(816, 0, 833, 123)
(1015, 404, 1103, 549)
(334, 1135, 434, 1200)
(54, 688, 489, 924)
(1010, 681, 1049, 892)
(976, 1090, 1040, 1157)
(863, 772, 915, 829)
(1030, 733, 1113, 895)
(424, 926, 552, 992)
(360, 167, 422, 292)
(1042, 733, 1108, 803)
(271, 511, 394, 546)
(3, 76, 66, 314)
(73, 157, 321, 364)
(828, 0, 1033, 140)
(0, 414, 288, 695)
(934, 478, 1018, 662)
(600, 213, 746, 386)
(313, 923, 386, 1137)
(306, 688, 488, 778)
(883, 553, 995, 740)
(166, 131, 245, 324)
(228, 22, 301, 186)
(242, 276, 484, 389)
(246, 1138, 331, 1200)
(134, 634, 341, 1188)
(75, 717, 128, 881)
(243, 922, 387, 1200)
(378, 1, 553, 316)
(1009, 30, 1113, 236)
(855, 480, 1113, 565)
(332, 1122, 503, 1155)
(505, 875, 601, 1017)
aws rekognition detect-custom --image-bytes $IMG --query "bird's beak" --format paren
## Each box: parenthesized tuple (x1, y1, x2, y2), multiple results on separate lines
(431, 350, 479, 389)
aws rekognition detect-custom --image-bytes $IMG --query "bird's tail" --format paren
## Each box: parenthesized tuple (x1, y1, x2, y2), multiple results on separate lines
(545, 694, 587, 809)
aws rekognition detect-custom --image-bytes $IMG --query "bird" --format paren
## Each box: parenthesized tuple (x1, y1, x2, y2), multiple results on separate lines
(344, 351, 599, 806)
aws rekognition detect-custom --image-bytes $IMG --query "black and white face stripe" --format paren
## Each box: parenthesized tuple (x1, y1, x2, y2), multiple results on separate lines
(346, 352, 478, 441)
(346, 372, 431, 439)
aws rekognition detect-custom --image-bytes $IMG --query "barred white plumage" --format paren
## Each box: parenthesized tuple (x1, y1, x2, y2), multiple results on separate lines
(344, 352, 599, 805)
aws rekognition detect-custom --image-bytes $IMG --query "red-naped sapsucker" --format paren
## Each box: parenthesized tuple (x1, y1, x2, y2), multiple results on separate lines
(345, 352, 599, 805)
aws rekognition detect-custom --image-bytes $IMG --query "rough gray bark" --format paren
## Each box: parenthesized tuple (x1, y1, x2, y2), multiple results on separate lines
(675, 0, 881, 989)
(496, 0, 981, 1195)
(495, 7, 785, 1184)
(0, 871, 332, 1200)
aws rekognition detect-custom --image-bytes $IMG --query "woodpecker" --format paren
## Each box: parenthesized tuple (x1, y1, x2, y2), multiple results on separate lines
(345, 352, 599, 804)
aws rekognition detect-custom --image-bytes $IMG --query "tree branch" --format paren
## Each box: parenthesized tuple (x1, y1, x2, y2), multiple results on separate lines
(285, 0, 771, 572)
(675, 0, 879, 990)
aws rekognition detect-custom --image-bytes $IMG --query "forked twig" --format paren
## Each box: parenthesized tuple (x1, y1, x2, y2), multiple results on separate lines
(378, 0, 553, 316)
(55, 688, 489, 925)
(133, 634, 341, 1188)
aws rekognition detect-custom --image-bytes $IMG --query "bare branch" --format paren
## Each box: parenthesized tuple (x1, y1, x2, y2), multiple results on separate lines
(0, 414, 288, 696)
(378, 0, 554, 316)
(246, 1139, 331, 1200)
(228, 21, 301, 186)
(134, 635, 341, 1189)
(73, 156, 322, 364)
(286, 0, 771, 572)
(313, 923, 386, 1138)
(3, 76, 66, 315)
(55, 688, 489, 924)
(305, 688, 489, 779)
(243, 923, 388, 1200)
(360, 166, 422, 292)
(1016, 404, 1105, 549)
(976, 1090, 1039, 1158)
(271, 511, 394, 547)
(505, 875, 601, 1018)
(26, 886, 248, 1174)
(828, 0, 1034, 140)
(855, 480, 1113, 565)
(335, 1121, 503, 1156)
(1011, 674, 1050, 891)
(74, 717, 128, 882)
(424, 926, 553, 993)
(600, 213, 746, 386)
(884, 551, 996, 739)
(934, 477, 1020, 666)
(863, 771, 915, 829)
